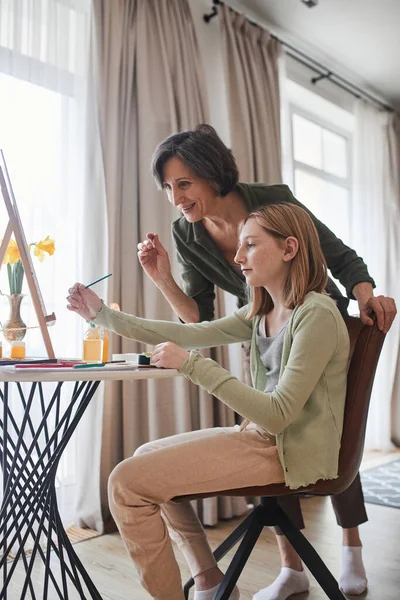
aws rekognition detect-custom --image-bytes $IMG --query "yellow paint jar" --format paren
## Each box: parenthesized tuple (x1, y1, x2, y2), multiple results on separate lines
(83, 324, 103, 362)
(10, 341, 26, 359)
(83, 338, 103, 362)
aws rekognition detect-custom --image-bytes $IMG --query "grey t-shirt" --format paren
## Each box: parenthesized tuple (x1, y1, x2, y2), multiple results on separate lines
(256, 316, 288, 394)
(240, 317, 289, 439)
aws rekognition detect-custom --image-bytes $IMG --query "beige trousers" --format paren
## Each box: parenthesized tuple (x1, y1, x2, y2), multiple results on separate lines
(108, 425, 284, 600)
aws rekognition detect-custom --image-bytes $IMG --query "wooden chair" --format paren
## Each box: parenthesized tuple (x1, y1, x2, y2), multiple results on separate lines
(178, 317, 386, 600)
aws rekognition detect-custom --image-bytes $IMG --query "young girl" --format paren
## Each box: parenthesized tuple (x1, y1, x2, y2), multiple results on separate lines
(67, 203, 349, 600)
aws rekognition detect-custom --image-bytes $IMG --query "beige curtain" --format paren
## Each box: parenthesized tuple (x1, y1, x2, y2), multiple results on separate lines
(79, 0, 248, 532)
(220, 4, 282, 183)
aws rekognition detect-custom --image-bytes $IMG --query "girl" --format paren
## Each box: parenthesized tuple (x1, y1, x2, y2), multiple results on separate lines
(67, 203, 349, 600)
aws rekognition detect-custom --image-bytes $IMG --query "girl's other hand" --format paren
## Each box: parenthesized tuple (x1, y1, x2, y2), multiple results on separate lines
(151, 342, 189, 370)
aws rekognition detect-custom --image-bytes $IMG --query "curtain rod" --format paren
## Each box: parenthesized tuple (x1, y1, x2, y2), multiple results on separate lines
(203, 0, 393, 112)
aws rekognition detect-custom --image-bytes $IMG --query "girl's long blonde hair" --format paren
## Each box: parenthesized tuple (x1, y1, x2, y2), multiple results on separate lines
(244, 203, 328, 319)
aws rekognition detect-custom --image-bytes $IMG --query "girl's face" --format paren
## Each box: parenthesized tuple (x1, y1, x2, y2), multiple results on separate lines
(162, 157, 219, 222)
(234, 219, 295, 289)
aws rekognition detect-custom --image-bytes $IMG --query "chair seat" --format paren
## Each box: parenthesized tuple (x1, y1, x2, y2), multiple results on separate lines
(175, 471, 355, 503)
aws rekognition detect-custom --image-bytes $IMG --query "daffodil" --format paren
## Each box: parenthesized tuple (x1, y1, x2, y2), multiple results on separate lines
(33, 236, 55, 262)
(2, 238, 21, 265)
(1, 236, 55, 295)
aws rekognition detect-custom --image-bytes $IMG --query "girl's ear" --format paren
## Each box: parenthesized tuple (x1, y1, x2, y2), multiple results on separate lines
(282, 236, 299, 262)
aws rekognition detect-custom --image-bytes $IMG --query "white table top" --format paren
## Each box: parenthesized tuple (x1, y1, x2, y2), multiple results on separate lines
(0, 365, 180, 383)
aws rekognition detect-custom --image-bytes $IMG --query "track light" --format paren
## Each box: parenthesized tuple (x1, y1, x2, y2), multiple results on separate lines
(301, 0, 319, 7)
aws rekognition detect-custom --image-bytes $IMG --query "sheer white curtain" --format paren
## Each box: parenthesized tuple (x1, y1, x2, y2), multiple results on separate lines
(0, 0, 107, 524)
(352, 101, 400, 451)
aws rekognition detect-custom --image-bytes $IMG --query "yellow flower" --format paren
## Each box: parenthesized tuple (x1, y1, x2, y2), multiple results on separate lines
(1, 236, 55, 294)
(2, 238, 21, 265)
(33, 236, 55, 262)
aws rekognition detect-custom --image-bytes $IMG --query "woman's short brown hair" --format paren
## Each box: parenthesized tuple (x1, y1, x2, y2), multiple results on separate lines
(244, 203, 328, 318)
(151, 124, 239, 196)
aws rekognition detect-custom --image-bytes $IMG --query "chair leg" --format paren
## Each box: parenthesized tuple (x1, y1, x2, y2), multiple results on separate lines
(213, 513, 265, 600)
(183, 508, 259, 599)
(214, 508, 261, 563)
(275, 506, 346, 600)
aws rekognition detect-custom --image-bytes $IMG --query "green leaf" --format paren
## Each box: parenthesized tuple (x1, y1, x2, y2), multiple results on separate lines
(13, 260, 24, 294)
(12, 264, 17, 295)
(7, 263, 13, 294)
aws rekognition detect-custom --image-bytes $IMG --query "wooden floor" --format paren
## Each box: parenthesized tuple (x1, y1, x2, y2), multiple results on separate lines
(72, 498, 399, 600)
(8, 451, 400, 599)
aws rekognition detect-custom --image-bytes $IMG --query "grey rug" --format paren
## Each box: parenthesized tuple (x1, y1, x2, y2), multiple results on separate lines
(360, 460, 400, 509)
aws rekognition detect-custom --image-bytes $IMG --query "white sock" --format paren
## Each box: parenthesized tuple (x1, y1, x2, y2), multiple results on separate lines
(194, 583, 240, 600)
(253, 567, 309, 600)
(339, 546, 367, 595)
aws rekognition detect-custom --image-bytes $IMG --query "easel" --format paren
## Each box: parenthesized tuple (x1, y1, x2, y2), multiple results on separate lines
(0, 150, 56, 359)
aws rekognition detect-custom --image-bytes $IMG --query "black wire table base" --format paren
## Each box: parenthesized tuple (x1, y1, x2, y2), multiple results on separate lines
(0, 379, 103, 599)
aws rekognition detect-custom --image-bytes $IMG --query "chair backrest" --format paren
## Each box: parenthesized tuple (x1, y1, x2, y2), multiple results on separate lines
(308, 316, 386, 495)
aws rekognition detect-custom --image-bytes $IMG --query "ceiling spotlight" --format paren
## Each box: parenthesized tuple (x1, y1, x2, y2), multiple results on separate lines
(301, 0, 319, 7)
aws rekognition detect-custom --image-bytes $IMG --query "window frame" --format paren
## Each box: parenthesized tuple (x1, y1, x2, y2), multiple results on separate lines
(0, 47, 74, 96)
(290, 104, 353, 189)
(288, 103, 354, 238)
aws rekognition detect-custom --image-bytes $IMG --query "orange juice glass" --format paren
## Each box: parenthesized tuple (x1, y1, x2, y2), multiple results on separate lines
(10, 341, 26, 359)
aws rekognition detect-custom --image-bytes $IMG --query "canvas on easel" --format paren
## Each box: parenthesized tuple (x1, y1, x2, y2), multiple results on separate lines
(0, 150, 56, 359)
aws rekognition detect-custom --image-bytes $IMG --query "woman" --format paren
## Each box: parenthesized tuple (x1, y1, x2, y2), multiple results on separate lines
(68, 203, 350, 600)
(137, 124, 396, 598)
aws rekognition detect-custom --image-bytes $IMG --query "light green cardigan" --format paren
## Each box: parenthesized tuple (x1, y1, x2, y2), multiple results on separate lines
(92, 292, 349, 489)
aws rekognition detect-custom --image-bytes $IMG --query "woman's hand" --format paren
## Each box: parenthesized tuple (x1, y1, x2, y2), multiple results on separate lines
(359, 295, 397, 334)
(137, 233, 172, 286)
(151, 342, 189, 370)
(353, 283, 397, 334)
(66, 283, 102, 321)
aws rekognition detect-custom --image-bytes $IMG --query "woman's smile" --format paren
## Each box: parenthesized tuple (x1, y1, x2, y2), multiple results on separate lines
(181, 202, 196, 214)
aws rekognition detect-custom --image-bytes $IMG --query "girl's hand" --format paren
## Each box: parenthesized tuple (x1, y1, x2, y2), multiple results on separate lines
(66, 283, 102, 321)
(151, 342, 189, 370)
(137, 233, 172, 286)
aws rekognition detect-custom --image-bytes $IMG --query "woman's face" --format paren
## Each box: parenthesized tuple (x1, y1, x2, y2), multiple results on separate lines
(234, 219, 293, 289)
(162, 157, 219, 222)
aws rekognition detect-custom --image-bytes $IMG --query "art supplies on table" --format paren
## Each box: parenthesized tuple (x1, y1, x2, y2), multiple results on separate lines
(0, 358, 58, 366)
(138, 352, 152, 366)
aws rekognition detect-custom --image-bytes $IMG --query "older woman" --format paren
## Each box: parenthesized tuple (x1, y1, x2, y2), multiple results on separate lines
(137, 124, 396, 599)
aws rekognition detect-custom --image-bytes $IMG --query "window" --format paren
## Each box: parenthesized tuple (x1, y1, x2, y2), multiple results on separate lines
(282, 78, 356, 305)
(291, 110, 352, 247)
